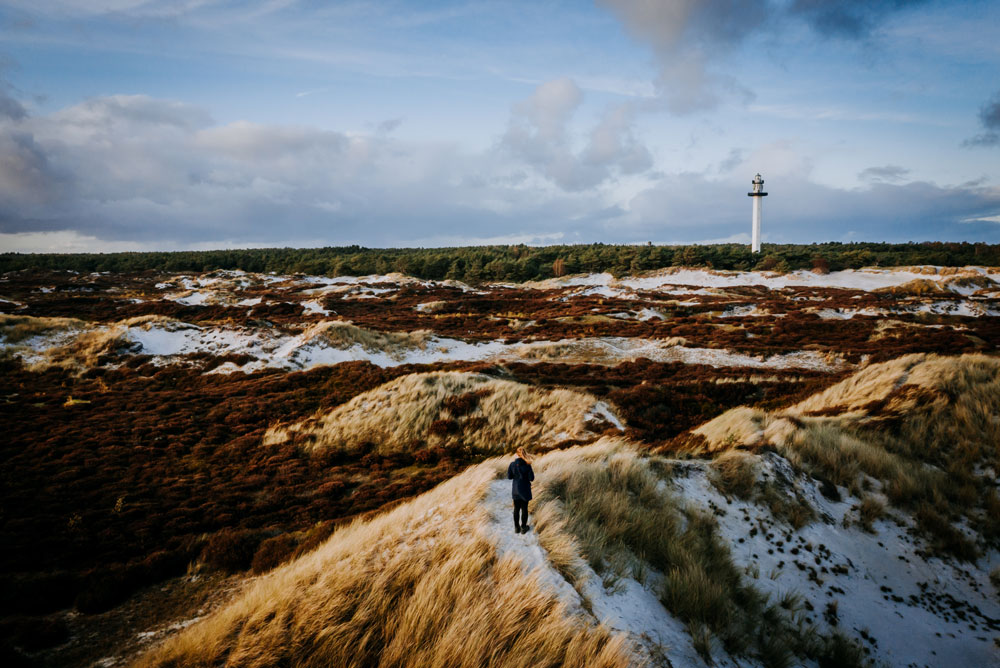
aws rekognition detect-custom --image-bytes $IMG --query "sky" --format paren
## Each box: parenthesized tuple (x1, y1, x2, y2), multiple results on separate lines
(1, 0, 999, 252)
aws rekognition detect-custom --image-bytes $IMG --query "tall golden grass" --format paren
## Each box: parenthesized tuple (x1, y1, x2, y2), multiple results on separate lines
(133, 457, 629, 668)
(264, 371, 619, 454)
(302, 320, 436, 357)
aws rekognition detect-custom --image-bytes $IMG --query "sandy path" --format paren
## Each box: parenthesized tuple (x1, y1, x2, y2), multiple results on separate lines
(480, 479, 709, 668)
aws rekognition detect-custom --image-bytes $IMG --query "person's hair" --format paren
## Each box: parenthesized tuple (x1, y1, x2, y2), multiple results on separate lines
(515, 446, 532, 464)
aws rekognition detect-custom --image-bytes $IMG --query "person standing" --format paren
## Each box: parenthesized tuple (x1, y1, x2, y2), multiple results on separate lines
(507, 447, 534, 534)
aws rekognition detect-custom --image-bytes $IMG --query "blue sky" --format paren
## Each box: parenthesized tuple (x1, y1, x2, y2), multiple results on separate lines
(1, 0, 999, 252)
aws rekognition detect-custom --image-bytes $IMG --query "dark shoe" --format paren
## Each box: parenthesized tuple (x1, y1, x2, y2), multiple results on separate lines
(522, 525, 531, 533)
(514, 525, 522, 534)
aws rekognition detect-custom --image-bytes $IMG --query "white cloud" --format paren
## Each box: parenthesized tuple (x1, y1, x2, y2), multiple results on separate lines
(501, 79, 653, 191)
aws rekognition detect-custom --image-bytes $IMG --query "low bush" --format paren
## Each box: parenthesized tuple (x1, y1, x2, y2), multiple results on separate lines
(710, 450, 758, 500)
(0, 617, 70, 651)
(0, 572, 79, 616)
(200, 529, 262, 573)
(251, 534, 299, 574)
(75, 566, 136, 614)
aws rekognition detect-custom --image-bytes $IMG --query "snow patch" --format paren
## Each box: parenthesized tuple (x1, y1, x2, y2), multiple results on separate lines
(586, 401, 626, 432)
(301, 299, 332, 315)
(669, 456, 1000, 668)
(542, 266, 1000, 294)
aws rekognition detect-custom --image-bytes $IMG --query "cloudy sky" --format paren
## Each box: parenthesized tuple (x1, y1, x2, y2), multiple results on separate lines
(1, 0, 999, 252)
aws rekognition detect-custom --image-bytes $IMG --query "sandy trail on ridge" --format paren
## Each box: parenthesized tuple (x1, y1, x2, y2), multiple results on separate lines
(480, 478, 705, 668)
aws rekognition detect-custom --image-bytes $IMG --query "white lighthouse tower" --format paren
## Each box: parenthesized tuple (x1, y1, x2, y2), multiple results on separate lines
(748, 173, 767, 253)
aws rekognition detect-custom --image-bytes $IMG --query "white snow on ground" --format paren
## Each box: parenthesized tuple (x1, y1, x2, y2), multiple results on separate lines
(815, 308, 884, 320)
(294, 272, 477, 292)
(236, 297, 262, 306)
(301, 284, 396, 298)
(125, 322, 279, 357)
(301, 299, 332, 315)
(636, 308, 666, 321)
(173, 291, 210, 306)
(479, 448, 1000, 668)
(586, 401, 626, 432)
(0, 297, 25, 309)
(537, 266, 1000, 293)
(481, 480, 712, 668)
(915, 300, 1000, 317)
(3, 324, 846, 373)
(669, 456, 1000, 668)
(814, 301, 1000, 319)
(573, 285, 640, 300)
(718, 305, 767, 318)
(511, 337, 842, 372)
(609, 309, 666, 321)
(552, 273, 617, 287)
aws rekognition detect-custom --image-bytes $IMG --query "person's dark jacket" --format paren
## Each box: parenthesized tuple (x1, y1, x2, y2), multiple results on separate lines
(507, 457, 534, 501)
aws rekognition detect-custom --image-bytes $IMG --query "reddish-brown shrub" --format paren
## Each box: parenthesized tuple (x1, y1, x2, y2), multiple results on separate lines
(199, 529, 261, 573)
(414, 449, 437, 465)
(442, 392, 479, 417)
(251, 533, 299, 574)
(0, 616, 70, 651)
(75, 566, 135, 614)
(428, 419, 458, 436)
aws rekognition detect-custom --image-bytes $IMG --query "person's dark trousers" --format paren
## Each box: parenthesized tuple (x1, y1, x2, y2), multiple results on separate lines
(513, 499, 528, 530)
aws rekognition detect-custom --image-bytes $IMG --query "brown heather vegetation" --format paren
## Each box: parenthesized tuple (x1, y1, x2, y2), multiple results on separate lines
(500, 359, 845, 445)
(0, 359, 490, 622)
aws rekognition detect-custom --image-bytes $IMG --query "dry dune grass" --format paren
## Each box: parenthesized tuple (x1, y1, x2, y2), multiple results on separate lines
(510, 337, 685, 365)
(788, 352, 992, 415)
(264, 371, 619, 454)
(691, 406, 769, 451)
(905, 265, 998, 277)
(867, 319, 929, 342)
(874, 278, 948, 295)
(301, 320, 436, 356)
(38, 315, 179, 370)
(1, 313, 181, 370)
(0, 313, 89, 344)
(133, 459, 629, 668)
(677, 353, 1000, 558)
(415, 300, 447, 313)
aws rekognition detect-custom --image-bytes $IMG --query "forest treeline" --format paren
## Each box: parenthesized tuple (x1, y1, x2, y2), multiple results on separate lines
(2, 242, 998, 283)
